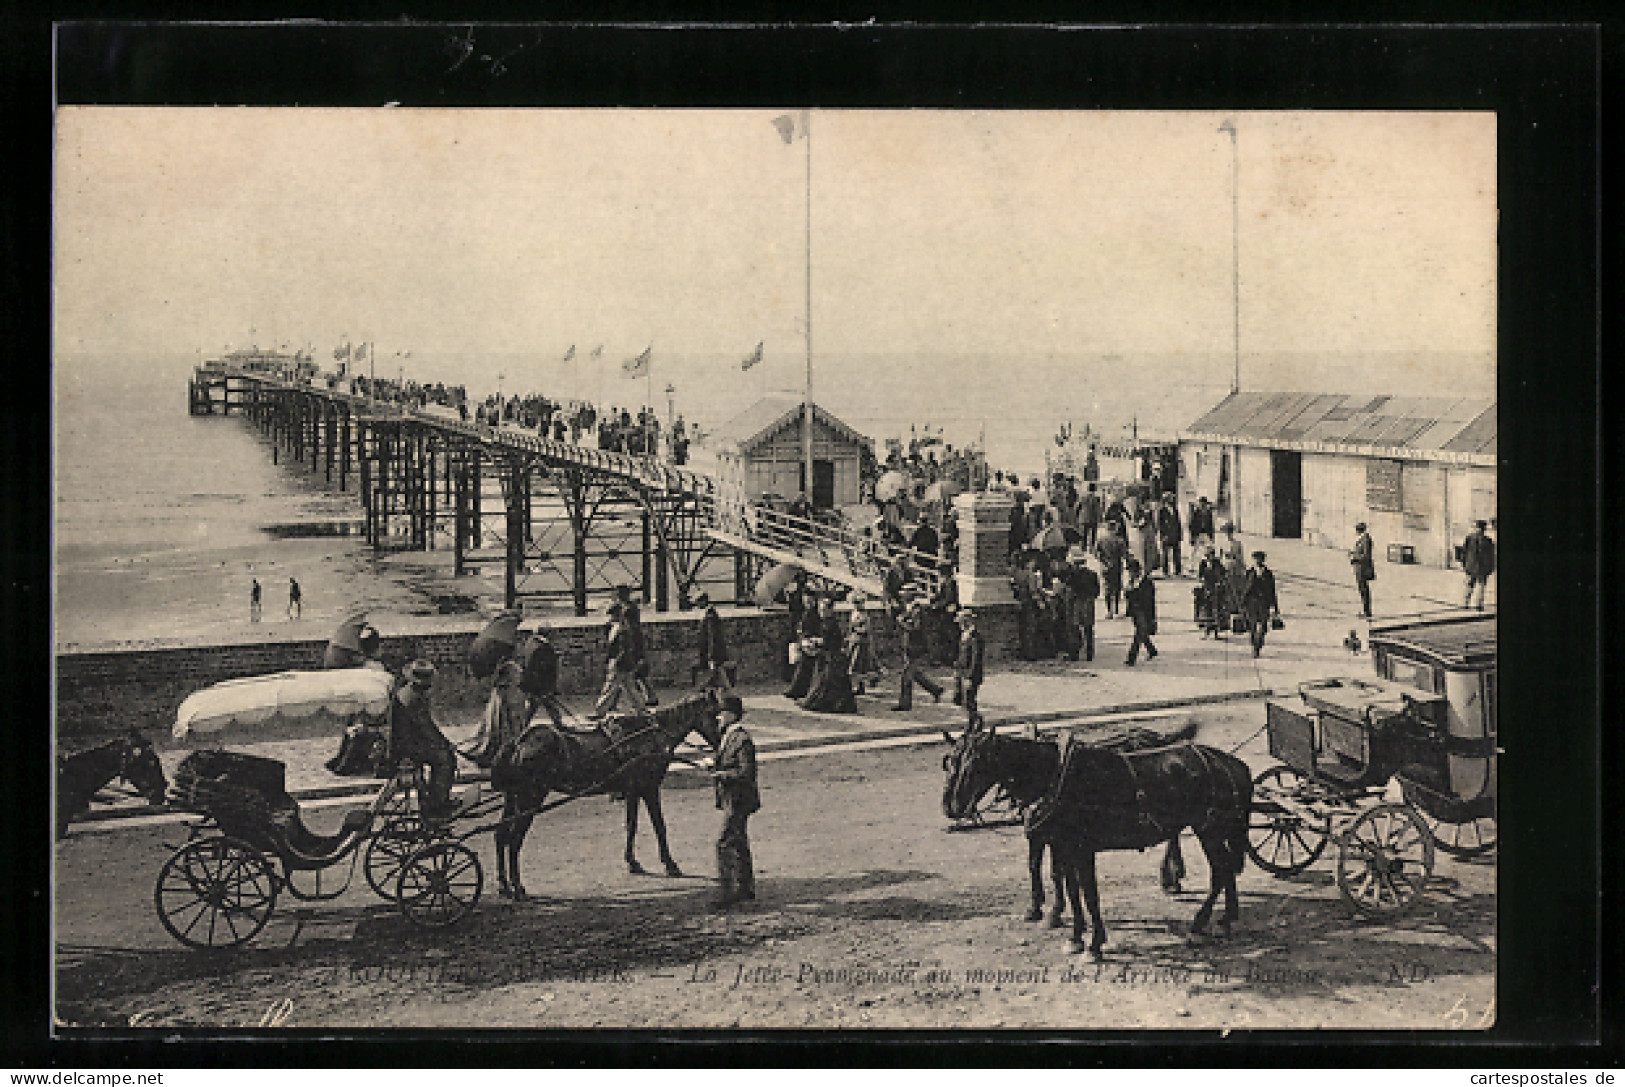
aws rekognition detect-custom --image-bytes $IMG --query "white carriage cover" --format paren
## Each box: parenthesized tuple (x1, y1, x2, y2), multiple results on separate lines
(174, 668, 395, 740)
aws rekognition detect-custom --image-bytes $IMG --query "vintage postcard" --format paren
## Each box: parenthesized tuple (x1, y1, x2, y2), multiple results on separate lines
(54, 98, 1498, 1031)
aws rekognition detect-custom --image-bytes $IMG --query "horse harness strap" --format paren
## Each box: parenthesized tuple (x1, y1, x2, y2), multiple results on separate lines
(1117, 752, 1169, 838)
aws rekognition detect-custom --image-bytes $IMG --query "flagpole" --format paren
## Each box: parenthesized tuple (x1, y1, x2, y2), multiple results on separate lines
(802, 109, 814, 506)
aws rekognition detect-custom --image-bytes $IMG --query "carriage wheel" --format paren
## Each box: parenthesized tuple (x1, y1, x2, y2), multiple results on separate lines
(154, 836, 279, 949)
(364, 815, 433, 901)
(1335, 803, 1435, 918)
(1399, 783, 1498, 857)
(395, 841, 483, 928)
(1246, 766, 1330, 876)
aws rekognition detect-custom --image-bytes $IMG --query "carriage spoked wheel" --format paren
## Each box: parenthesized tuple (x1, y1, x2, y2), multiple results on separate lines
(154, 836, 279, 949)
(1245, 766, 1330, 876)
(364, 814, 435, 901)
(1334, 803, 1436, 918)
(395, 841, 483, 928)
(1399, 782, 1497, 857)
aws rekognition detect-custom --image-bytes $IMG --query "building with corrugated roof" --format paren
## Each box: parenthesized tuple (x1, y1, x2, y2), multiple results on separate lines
(709, 396, 873, 509)
(1177, 391, 1496, 568)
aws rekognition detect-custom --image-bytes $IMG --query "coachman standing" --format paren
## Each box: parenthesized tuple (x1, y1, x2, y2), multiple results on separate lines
(711, 696, 758, 908)
(1461, 520, 1496, 610)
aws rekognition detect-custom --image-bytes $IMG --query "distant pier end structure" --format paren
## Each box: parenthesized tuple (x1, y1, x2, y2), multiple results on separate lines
(189, 348, 318, 415)
(187, 362, 944, 617)
(1177, 391, 1496, 568)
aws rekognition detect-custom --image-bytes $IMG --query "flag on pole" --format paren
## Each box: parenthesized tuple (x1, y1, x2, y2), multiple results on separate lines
(772, 110, 808, 144)
(563, 344, 576, 361)
(334, 342, 351, 362)
(354, 342, 369, 363)
(590, 345, 603, 358)
(741, 341, 764, 371)
(622, 346, 651, 379)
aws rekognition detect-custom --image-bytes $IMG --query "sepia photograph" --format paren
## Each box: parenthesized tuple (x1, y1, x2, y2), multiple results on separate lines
(52, 98, 1505, 1032)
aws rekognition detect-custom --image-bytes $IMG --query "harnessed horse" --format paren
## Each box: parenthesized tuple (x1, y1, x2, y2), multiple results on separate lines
(489, 691, 725, 900)
(942, 721, 1251, 958)
(57, 730, 168, 838)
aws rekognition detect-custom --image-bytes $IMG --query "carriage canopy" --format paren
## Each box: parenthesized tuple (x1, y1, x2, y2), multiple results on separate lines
(174, 668, 396, 740)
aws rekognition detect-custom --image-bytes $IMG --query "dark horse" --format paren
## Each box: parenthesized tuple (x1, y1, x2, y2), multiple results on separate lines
(57, 729, 168, 838)
(942, 722, 1251, 958)
(489, 691, 726, 900)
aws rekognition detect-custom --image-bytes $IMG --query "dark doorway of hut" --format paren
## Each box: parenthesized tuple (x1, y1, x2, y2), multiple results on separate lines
(800, 460, 836, 510)
(1271, 449, 1303, 538)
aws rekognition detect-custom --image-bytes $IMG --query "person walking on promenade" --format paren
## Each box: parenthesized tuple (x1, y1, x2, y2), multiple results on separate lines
(287, 577, 302, 620)
(893, 591, 945, 711)
(783, 592, 826, 701)
(1078, 482, 1102, 551)
(1462, 520, 1496, 610)
(1221, 522, 1248, 631)
(1123, 558, 1159, 666)
(711, 696, 758, 909)
(1188, 495, 1216, 554)
(592, 602, 647, 718)
(1196, 545, 1227, 637)
(1350, 522, 1376, 619)
(1095, 519, 1128, 619)
(953, 609, 986, 726)
(800, 597, 857, 714)
(1157, 495, 1184, 577)
(250, 579, 262, 622)
(694, 593, 735, 693)
(1069, 549, 1100, 661)
(1241, 550, 1281, 659)
(615, 585, 657, 707)
(392, 660, 458, 821)
(845, 598, 883, 696)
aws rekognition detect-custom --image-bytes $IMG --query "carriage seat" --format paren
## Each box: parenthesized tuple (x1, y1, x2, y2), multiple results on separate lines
(272, 807, 374, 868)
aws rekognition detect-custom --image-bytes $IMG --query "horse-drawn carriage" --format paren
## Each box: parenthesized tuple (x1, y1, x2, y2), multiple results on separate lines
(1245, 612, 1497, 917)
(157, 749, 484, 947)
(154, 655, 730, 949)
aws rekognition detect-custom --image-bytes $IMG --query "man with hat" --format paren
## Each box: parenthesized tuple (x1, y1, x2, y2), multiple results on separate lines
(1241, 551, 1281, 658)
(694, 592, 734, 693)
(592, 602, 648, 718)
(392, 659, 458, 820)
(894, 587, 946, 711)
(953, 608, 986, 726)
(711, 695, 759, 908)
(1350, 522, 1376, 619)
(1461, 519, 1496, 610)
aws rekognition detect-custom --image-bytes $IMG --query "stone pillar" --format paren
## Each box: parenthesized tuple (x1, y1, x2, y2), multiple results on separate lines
(953, 491, 1015, 607)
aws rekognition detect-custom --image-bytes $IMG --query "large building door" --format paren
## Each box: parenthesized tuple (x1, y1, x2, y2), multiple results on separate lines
(1271, 449, 1303, 538)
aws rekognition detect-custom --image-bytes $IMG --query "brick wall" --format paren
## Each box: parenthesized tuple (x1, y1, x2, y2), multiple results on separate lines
(56, 599, 1024, 742)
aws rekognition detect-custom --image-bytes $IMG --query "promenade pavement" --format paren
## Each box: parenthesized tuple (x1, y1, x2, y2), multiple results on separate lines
(70, 532, 1492, 826)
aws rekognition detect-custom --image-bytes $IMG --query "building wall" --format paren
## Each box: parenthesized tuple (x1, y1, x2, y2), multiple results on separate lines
(1180, 439, 1497, 568)
(56, 600, 1026, 744)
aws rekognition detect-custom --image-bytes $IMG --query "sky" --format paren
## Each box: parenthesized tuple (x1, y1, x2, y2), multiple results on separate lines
(54, 108, 1496, 429)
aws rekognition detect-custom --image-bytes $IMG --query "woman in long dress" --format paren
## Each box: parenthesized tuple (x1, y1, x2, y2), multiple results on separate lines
(467, 658, 533, 768)
(1220, 523, 1248, 629)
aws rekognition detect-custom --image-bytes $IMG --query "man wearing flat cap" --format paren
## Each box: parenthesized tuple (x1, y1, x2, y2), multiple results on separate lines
(392, 659, 458, 820)
(1350, 522, 1375, 619)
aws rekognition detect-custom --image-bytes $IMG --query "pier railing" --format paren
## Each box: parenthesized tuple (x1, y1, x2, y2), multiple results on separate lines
(227, 369, 949, 600)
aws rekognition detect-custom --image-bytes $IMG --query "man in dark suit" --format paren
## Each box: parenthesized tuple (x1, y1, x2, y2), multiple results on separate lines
(1077, 482, 1102, 551)
(1123, 559, 1158, 666)
(695, 592, 734, 692)
(1350, 522, 1375, 619)
(1188, 495, 1216, 552)
(894, 592, 945, 710)
(953, 609, 986, 726)
(1156, 495, 1184, 577)
(711, 696, 758, 908)
(391, 660, 458, 820)
(1462, 520, 1496, 610)
(1241, 550, 1281, 658)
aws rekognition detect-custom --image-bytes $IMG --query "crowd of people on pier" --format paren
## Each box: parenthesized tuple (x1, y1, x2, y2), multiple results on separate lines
(332, 371, 692, 463)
